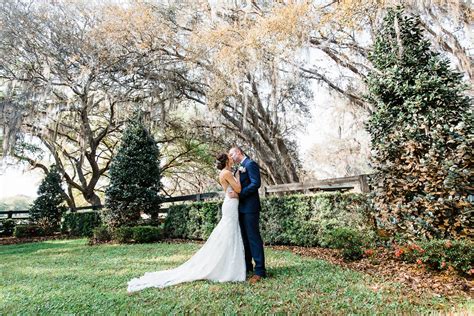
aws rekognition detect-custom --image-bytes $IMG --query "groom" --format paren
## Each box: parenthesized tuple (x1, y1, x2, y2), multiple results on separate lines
(228, 146, 266, 284)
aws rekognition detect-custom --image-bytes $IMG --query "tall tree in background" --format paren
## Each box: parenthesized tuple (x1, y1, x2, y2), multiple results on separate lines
(29, 165, 67, 232)
(366, 8, 473, 239)
(0, 1, 135, 208)
(2, 0, 471, 199)
(100, 2, 313, 184)
(0, 1, 184, 206)
(158, 117, 222, 195)
(103, 114, 162, 228)
(191, 4, 313, 184)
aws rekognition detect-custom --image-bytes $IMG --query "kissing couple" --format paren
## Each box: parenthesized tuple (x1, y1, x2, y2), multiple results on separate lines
(127, 146, 266, 292)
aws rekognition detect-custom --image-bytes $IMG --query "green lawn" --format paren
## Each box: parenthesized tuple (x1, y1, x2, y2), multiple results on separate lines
(0, 239, 471, 314)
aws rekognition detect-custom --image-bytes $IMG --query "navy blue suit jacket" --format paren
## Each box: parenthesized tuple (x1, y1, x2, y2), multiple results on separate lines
(238, 158, 261, 214)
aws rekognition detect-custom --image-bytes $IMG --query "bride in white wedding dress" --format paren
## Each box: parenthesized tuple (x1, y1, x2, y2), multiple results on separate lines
(127, 153, 245, 292)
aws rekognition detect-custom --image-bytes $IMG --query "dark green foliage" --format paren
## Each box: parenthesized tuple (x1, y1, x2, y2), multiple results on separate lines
(112, 226, 163, 243)
(29, 166, 67, 232)
(103, 114, 162, 228)
(90, 226, 112, 244)
(262, 193, 374, 247)
(164, 201, 221, 240)
(113, 227, 132, 243)
(0, 219, 16, 236)
(130, 226, 163, 243)
(61, 212, 102, 237)
(261, 195, 318, 246)
(366, 8, 473, 239)
(398, 239, 473, 274)
(13, 224, 45, 238)
(164, 193, 374, 246)
(323, 227, 372, 261)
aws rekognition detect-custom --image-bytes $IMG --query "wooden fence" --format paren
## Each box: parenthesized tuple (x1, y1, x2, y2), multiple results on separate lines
(262, 174, 370, 195)
(0, 174, 370, 220)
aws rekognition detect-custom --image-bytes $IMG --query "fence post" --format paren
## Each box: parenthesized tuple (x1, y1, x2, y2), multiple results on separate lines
(358, 175, 370, 193)
(7, 211, 12, 219)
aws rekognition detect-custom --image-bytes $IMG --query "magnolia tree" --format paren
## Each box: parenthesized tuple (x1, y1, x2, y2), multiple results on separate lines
(366, 8, 473, 239)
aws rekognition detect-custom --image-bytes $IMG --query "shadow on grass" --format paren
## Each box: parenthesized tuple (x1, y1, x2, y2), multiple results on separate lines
(0, 240, 79, 256)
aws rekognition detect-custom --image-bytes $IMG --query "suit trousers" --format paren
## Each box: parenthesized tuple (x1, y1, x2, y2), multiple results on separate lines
(238, 211, 266, 277)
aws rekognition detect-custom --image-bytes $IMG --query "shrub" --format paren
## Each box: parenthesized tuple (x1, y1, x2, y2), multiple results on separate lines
(13, 224, 45, 238)
(29, 166, 68, 232)
(260, 195, 319, 246)
(323, 227, 373, 261)
(62, 212, 101, 237)
(103, 113, 162, 228)
(366, 8, 473, 239)
(112, 226, 163, 243)
(131, 226, 163, 243)
(0, 219, 16, 236)
(113, 227, 134, 243)
(263, 193, 373, 247)
(397, 239, 473, 274)
(164, 202, 221, 240)
(90, 226, 112, 244)
(164, 192, 374, 247)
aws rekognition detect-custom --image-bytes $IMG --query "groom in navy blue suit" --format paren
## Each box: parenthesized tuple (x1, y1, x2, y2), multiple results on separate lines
(228, 146, 266, 283)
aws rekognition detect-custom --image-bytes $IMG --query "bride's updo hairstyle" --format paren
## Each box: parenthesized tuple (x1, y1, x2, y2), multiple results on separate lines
(215, 153, 228, 170)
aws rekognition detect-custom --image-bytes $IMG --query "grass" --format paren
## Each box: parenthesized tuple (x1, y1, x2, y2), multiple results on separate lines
(0, 239, 471, 314)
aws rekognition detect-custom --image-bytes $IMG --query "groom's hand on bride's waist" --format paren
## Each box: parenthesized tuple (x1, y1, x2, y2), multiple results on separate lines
(227, 191, 239, 199)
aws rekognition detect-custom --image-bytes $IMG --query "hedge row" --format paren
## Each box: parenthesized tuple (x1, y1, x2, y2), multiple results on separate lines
(164, 192, 375, 247)
(13, 224, 46, 238)
(61, 212, 102, 237)
(89, 225, 163, 244)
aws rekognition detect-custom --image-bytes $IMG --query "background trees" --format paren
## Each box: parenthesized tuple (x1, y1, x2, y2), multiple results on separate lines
(1, 0, 472, 203)
(0, 1, 133, 208)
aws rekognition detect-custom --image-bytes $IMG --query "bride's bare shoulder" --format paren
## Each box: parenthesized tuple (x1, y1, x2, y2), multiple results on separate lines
(219, 169, 232, 177)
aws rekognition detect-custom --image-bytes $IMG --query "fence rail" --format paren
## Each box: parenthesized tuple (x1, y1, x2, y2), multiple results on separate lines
(0, 210, 30, 219)
(263, 174, 370, 195)
(0, 174, 370, 220)
(163, 192, 222, 203)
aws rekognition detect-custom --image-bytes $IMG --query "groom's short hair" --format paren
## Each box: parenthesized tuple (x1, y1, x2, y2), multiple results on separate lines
(231, 146, 245, 155)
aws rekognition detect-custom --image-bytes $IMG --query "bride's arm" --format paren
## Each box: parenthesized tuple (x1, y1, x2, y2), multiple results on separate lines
(224, 171, 241, 193)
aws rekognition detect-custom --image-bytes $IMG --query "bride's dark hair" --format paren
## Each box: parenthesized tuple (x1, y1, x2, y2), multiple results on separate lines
(215, 153, 228, 170)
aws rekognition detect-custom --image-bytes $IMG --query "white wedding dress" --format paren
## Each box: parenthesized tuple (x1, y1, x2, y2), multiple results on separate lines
(127, 186, 246, 292)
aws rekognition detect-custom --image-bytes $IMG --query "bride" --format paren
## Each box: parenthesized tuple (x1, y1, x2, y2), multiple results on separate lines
(127, 153, 246, 292)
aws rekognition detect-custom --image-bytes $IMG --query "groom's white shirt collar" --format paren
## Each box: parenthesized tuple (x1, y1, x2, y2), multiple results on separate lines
(240, 156, 248, 165)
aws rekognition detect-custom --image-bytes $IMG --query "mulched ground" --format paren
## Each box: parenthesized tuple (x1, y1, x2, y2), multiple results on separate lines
(2, 236, 472, 301)
(157, 239, 473, 301)
(271, 245, 473, 301)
